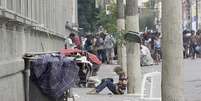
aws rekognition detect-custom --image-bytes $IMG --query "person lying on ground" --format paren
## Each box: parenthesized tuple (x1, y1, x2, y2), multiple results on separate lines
(87, 67, 127, 95)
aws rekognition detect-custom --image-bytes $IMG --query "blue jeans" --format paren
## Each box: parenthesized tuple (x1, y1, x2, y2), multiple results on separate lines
(97, 49, 107, 63)
(96, 79, 117, 94)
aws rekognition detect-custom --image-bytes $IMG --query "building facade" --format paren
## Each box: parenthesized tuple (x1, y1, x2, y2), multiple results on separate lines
(182, 0, 201, 30)
(197, 0, 201, 29)
(0, 0, 78, 101)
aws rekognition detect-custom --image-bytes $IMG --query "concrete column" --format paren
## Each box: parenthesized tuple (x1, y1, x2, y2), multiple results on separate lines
(7, 0, 13, 10)
(61, 0, 65, 33)
(43, 0, 47, 27)
(40, 0, 44, 24)
(16, 25, 26, 55)
(13, 25, 18, 57)
(49, 0, 52, 29)
(72, 0, 76, 24)
(28, 0, 32, 18)
(46, 0, 50, 28)
(38, 0, 42, 23)
(6, 23, 24, 58)
(13, 0, 17, 12)
(161, 0, 184, 100)
(52, 0, 56, 31)
(56, 0, 62, 33)
(0, 23, 7, 61)
(16, 0, 22, 14)
(1, 0, 6, 8)
(24, 26, 31, 52)
(0, 24, 2, 61)
(24, 0, 28, 17)
(21, 0, 25, 16)
(14, 0, 18, 11)
(55, 0, 59, 32)
(35, 0, 39, 22)
(5, 23, 14, 59)
(126, 0, 142, 94)
(75, 0, 78, 27)
(117, 0, 126, 73)
(31, 0, 35, 20)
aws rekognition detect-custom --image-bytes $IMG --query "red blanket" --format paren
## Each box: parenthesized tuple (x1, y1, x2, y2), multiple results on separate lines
(60, 48, 102, 65)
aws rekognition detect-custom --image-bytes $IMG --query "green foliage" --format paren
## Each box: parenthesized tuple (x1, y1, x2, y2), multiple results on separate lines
(78, 0, 118, 33)
(78, 0, 99, 32)
(112, 30, 126, 47)
(144, 0, 156, 9)
(139, 9, 155, 31)
(138, 0, 158, 31)
(96, 1, 117, 33)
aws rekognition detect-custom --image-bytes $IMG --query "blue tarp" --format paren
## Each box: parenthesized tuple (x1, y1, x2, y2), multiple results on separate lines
(30, 54, 79, 98)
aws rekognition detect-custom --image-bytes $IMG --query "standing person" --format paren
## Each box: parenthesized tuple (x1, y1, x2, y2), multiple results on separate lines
(154, 35, 161, 65)
(64, 34, 75, 49)
(183, 30, 192, 58)
(104, 34, 115, 64)
(95, 33, 106, 63)
(190, 31, 199, 59)
(81, 36, 87, 50)
(195, 30, 201, 58)
(84, 35, 93, 53)
(92, 35, 97, 54)
(69, 33, 81, 49)
(87, 67, 127, 95)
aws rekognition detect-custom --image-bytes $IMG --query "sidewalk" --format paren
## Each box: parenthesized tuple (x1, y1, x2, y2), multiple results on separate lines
(71, 59, 201, 101)
(71, 64, 161, 101)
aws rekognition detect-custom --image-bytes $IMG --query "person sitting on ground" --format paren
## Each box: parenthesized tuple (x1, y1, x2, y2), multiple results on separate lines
(87, 67, 127, 95)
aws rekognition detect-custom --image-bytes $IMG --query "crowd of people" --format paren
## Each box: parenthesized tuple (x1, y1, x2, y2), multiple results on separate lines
(63, 30, 201, 95)
(65, 29, 201, 67)
(140, 31, 162, 66)
(65, 33, 127, 95)
(65, 31, 162, 66)
(65, 32, 116, 64)
(183, 29, 201, 59)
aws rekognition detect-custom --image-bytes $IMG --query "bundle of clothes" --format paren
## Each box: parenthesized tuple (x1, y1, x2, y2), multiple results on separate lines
(30, 49, 102, 98)
(30, 54, 79, 98)
(140, 45, 154, 66)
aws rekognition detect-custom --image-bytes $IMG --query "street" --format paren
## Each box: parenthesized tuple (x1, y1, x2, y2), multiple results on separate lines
(184, 59, 201, 101)
(71, 59, 201, 101)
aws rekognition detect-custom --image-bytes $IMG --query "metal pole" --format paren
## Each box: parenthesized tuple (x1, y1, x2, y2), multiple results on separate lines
(23, 58, 30, 101)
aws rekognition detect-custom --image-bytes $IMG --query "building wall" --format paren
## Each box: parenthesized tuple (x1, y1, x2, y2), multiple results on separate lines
(198, 1, 201, 29)
(182, 0, 201, 30)
(0, 0, 78, 101)
(182, 0, 191, 29)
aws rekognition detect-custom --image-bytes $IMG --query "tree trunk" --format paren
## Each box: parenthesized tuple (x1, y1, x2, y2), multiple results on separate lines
(117, 0, 127, 73)
(125, 0, 141, 94)
(161, 0, 184, 100)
